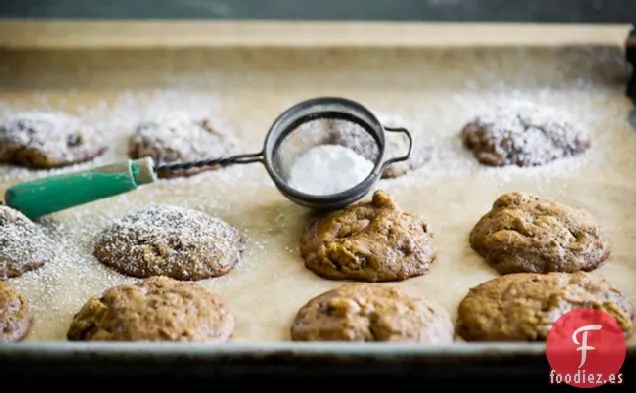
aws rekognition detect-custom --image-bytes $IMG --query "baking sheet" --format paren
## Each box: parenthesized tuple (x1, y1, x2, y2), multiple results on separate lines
(0, 38, 635, 347)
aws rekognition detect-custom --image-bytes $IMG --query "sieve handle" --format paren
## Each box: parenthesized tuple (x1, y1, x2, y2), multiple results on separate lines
(4, 157, 157, 220)
(380, 126, 413, 170)
(154, 152, 264, 175)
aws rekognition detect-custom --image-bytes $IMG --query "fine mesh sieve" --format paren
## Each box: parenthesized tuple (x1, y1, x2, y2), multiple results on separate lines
(157, 96, 412, 210)
(4, 97, 413, 219)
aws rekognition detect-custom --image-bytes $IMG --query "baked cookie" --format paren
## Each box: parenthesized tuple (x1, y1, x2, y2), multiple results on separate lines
(460, 109, 590, 167)
(300, 190, 436, 282)
(291, 283, 453, 342)
(0, 280, 32, 343)
(67, 276, 234, 342)
(0, 205, 57, 280)
(129, 112, 236, 178)
(325, 115, 432, 179)
(94, 204, 244, 281)
(456, 272, 634, 341)
(469, 192, 609, 274)
(0, 112, 106, 168)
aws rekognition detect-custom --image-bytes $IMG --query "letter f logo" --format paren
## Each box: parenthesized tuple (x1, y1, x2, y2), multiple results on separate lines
(572, 324, 603, 368)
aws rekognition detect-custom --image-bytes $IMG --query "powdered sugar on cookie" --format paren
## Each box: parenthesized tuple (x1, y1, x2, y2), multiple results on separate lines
(0, 112, 106, 168)
(93, 204, 244, 281)
(0, 205, 58, 279)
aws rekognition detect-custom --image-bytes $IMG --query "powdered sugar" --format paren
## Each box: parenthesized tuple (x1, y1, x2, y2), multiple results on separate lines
(287, 144, 374, 195)
(93, 204, 244, 281)
(129, 111, 236, 167)
(0, 111, 105, 167)
(0, 205, 59, 280)
(460, 102, 591, 167)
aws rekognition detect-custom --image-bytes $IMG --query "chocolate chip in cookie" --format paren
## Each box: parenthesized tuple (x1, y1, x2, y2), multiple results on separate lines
(469, 192, 610, 274)
(0, 280, 33, 343)
(456, 272, 634, 342)
(94, 204, 244, 281)
(67, 276, 234, 342)
(0, 112, 106, 168)
(129, 112, 236, 178)
(291, 283, 454, 342)
(300, 190, 436, 282)
(460, 108, 590, 167)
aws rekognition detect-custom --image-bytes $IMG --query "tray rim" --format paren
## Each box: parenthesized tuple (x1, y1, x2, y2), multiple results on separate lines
(0, 341, 634, 357)
(0, 20, 632, 50)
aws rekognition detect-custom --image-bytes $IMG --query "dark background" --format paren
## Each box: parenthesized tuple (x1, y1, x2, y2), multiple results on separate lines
(0, 0, 635, 22)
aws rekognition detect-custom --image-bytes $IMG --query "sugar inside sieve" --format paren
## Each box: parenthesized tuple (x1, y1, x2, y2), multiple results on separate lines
(4, 97, 412, 219)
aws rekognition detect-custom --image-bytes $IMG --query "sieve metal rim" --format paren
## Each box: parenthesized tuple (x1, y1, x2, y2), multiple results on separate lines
(261, 96, 386, 210)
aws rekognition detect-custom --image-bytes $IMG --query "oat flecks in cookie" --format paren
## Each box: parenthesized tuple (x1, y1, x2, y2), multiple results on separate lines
(94, 204, 244, 281)
(0, 280, 33, 343)
(456, 272, 635, 342)
(67, 276, 234, 342)
(0, 112, 106, 168)
(460, 107, 590, 167)
(291, 283, 454, 343)
(128, 111, 236, 179)
(300, 190, 436, 282)
(469, 192, 610, 274)
(0, 206, 57, 280)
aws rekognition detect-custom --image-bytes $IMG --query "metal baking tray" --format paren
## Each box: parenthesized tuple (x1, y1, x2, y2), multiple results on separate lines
(0, 20, 635, 381)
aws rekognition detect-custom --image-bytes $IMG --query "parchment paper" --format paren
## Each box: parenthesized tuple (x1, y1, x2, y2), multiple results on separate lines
(0, 45, 634, 345)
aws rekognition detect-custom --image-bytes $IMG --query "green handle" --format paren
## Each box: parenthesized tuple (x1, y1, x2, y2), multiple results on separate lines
(4, 157, 157, 219)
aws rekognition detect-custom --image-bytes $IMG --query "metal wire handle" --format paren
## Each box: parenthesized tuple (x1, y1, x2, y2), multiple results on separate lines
(154, 152, 264, 173)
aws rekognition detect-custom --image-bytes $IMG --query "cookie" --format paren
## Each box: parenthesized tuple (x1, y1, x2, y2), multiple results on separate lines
(460, 108, 590, 167)
(0, 112, 106, 168)
(456, 272, 635, 341)
(0, 280, 32, 343)
(469, 192, 609, 274)
(94, 204, 244, 281)
(67, 276, 234, 342)
(300, 190, 436, 282)
(325, 115, 432, 179)
(291, 283, 454, 342)
(0, 205, 57, 280)
(128, 112, 236, 178)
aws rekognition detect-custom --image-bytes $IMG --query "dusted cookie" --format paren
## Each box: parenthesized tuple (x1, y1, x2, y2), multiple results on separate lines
(325, 115, 432, 179)
(460, 109, 590, 167)
(456, 272, 634, 341)
(0, 281, 32, 343)
(0, 112, 106, 168)
(129, 112, 236, 178)
(0, 205, 57, 280)
(291, 283, 454, 342)
(470, 192, 609, 274)
(67, 276, 234, 342)
(94, 205, 244, 281)
(376, 113, 433, 179)
(300, 190, 436, 282)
